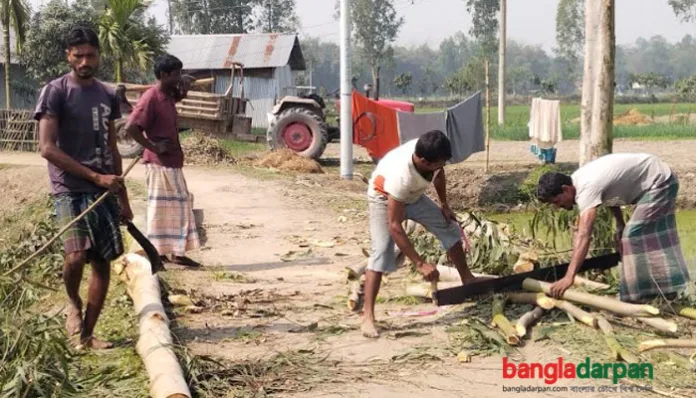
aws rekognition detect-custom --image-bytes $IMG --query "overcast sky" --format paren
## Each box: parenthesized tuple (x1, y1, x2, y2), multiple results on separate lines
(30, 0, 696, 50)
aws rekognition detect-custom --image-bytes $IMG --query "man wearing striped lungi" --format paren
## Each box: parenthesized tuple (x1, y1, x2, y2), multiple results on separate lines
(537, 153, 691, 303)
(125, 54, 201, 267)
(36, 27, 133, 349)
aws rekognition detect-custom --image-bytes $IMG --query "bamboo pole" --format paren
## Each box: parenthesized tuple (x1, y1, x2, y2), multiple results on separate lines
(507, 292, 556, 310)
(671, 305, 696, 321)
(554, 300, 597, 328)
(522, 279, 659, 317)
(636, 317, 678, 334)
(573, 276, 610, 291)
(596, 315, 639, 363)
(116, 253, 191, 398)
(638, 339, 696, 353)
(492, 295, 520, 345)
(515, 306, 545, 338)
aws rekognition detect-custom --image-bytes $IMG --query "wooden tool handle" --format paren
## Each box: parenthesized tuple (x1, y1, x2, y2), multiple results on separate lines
(4, 156, 141, 277)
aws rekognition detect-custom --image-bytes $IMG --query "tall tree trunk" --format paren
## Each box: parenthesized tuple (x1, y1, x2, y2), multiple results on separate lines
(580, 0, 615, 165)
(116, 58, 123, 83)
(372, 65, 381, 100)
(3, 17, 11, 109)
(497, 0, 506, 125)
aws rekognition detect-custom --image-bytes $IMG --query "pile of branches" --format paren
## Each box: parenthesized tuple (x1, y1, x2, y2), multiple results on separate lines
(343, 209, 696, 382)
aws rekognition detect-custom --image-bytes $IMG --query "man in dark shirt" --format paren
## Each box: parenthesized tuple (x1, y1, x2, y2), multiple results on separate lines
(35, 27, 133, 349)
(125, 54, 201, 267)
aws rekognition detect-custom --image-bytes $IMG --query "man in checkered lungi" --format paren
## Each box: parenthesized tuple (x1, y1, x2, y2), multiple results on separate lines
(536, 153, 691, 303)
(125, 54, 201, 267)
(35, 27, 133, 349)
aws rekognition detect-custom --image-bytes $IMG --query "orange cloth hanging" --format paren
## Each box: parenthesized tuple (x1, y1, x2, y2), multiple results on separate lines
(351, 91, 400, 161)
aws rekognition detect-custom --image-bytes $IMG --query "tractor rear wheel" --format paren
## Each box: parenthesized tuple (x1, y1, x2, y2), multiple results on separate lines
(115, 118, 143, 158)
(269, 107, 328, 160)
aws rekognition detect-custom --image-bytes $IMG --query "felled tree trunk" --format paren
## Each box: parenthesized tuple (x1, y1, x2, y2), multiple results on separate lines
(596, 315, 639, 363)
(515, 306, 545, 338)
(522, 278, 659, 317)
(492, 295, 520, 345)
(117, 253, 191, 398)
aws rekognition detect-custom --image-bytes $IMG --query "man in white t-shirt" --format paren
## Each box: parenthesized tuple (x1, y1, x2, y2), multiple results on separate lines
(362, 130, 480, 338)
(537, 153, 690, 303)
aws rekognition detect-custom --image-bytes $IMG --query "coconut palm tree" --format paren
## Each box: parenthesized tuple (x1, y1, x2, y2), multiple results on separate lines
(1, 0, 29, 108)
(98, 0, 153, 82)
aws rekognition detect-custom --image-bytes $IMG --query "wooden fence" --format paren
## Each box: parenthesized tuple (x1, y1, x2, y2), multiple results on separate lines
(0, 109, 38, 152)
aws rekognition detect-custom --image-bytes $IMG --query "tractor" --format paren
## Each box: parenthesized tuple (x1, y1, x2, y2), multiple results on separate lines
(267, 85, 414, 160)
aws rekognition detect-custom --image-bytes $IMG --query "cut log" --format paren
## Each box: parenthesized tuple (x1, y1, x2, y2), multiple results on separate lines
(491, 295, 520, 345)
(636, 317, 678, 334)
(638, 339, 696, 353)
(573, 276, 610, 291)
(405, 281, 459, 299)
(347, 279, 363, 312)
(554, 300, 597, 328)
(512, 258, 535, 274)
(118, 253, 191, 398)
(671, 305, 696, 321)
(507, 292, 556, 310)
(522, 278, 659, 317)
(345, 260, 367, 281)
(596, 315, 639, 363)
(515, 306, 545, 338)
(436, 264, 496, 282)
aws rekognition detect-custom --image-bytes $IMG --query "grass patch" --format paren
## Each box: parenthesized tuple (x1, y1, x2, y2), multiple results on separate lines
(416, 102, 696, 141)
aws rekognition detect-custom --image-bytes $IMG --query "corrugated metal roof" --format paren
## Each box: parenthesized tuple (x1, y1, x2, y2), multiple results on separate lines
(167, 33, 306, 71)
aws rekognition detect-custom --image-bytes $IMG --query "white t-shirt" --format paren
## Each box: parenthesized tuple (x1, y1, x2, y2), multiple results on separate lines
(368, 139, 434, 204)
(571, 153, 672, 213)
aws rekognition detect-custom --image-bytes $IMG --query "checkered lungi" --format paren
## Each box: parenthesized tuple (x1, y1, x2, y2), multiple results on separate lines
(54, 192, 124, 262)
(145, 164, 200, 257)
(620, 173, 691, 303)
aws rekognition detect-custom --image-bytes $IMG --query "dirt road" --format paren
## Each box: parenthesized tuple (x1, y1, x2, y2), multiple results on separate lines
(1, 151, 689, 397)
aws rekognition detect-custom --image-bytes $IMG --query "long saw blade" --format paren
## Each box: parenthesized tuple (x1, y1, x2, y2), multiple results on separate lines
(433, 252, 621, 306)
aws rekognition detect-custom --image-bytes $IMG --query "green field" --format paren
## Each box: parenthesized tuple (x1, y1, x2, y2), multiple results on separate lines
(416, 102, 696, 141)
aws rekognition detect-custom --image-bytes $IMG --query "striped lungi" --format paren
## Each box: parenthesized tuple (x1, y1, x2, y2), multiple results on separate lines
(54, 192, 124, 262)
(620, 173, 691, 303)
(145, 164, 200, 257)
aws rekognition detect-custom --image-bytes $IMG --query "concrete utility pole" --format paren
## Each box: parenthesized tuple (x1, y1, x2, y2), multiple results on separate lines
(498, 0, 506, 125)
(340, 0, 353, 179)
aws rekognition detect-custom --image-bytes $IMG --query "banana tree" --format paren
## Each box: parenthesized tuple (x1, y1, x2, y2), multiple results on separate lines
(1, 0, 29, 108)
(98, 0, 153, 82)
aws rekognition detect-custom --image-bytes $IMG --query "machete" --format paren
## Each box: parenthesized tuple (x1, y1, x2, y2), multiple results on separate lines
(433, 252, 621, 306)
(125, 221, 164, 274)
